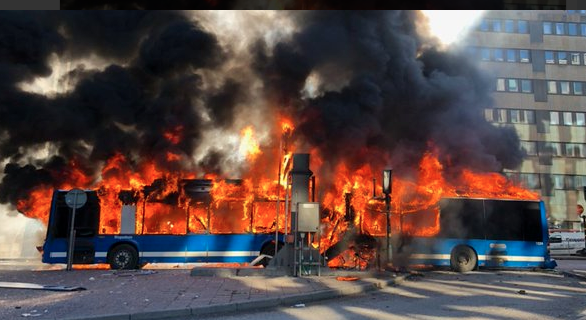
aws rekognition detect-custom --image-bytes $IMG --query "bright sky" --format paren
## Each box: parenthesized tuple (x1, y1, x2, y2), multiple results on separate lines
(422, 10, 485, 46)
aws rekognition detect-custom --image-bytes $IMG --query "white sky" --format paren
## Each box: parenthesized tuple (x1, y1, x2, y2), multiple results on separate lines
(422, 10, 485, 46)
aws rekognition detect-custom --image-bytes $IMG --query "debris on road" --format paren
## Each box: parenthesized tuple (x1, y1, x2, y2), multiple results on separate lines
(0, 281, 86, 291)
(518, 290, 527, 295)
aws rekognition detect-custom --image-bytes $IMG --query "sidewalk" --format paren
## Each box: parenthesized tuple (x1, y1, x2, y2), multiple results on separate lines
(0, 266, 403, 320)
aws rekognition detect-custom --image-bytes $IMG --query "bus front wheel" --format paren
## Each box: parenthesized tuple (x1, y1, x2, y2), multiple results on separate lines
(450, 246, 477, 273)
(108, 244, 139, 270)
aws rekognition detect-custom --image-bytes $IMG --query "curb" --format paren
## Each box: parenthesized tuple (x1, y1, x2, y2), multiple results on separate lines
(62, 276, 404, 320)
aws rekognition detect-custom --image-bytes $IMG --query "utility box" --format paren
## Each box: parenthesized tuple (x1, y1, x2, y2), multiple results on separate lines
(120, 205, 136, 234)
(297, 202, 320, 232)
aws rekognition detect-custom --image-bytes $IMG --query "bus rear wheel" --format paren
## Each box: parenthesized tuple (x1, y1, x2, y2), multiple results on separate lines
(450, 246, 477, 273)
(108, 244, 138, 270)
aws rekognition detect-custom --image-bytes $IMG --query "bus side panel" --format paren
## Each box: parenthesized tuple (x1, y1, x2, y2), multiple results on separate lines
(134, 235, 188, 264)
(408, 238, 487, 267)
(201, 234, 273, 263)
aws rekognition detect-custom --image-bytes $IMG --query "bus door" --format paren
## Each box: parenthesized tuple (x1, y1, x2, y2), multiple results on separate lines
(44, 191, 100, 264)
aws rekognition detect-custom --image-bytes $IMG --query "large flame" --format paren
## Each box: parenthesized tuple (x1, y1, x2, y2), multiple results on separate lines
(16, 117, 538, 269)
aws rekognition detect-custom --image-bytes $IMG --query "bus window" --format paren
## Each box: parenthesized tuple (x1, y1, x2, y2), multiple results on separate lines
(48, 191, 100, 238)
(522, 202, 543, 242)
(438, 198, 484, 239)
(484, 200, 525, 241)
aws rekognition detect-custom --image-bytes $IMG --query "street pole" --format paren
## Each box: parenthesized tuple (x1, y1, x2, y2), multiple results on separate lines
(382, 169, 392, 266)
(67, 192, 79, 271)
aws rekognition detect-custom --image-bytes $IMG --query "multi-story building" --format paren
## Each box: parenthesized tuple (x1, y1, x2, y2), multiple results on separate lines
(464, 10, 586, 229)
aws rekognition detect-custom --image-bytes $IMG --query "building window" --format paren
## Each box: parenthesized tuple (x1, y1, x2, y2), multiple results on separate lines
(518, 20, 528, 34)
(571, 53, 581, 65)
(558, 52, 567, 64)
(566, 143, 585, 158)
(563, 112, 573, 125)
(548, 81, 557, 94)
(569, 23, 578, 36)
(521, 80, 532, 93)
(575, 176, 586, 188)
(494, 49, 504, 61)
(493, 20, 502, 32)
(543, 22, 553, 34)
(519, 50, 530, 62)
(521, 173, 540, 189)
(480, 19, 489, 32)
(545, 51, 555, 64)
(521, 141, 537, 155)
(552, 175, 565, 190)
(505, 20, 514, 33)
(555, 22, 565, 35)
(508, 79, 518, 92)
(573, 82, 583, 95)
(581, 24, 586, 36)
(550, 111, 560, 125)
(481, 48, 490, 61)
(510, 110, 521, 123)
(543, 142, 562, 156)
(523, 110, 535, 124)
(507, 49, 516, 62)
(576, 113, 585, 126)
(497, 109, 507, 123)
(560, 81, 570, 94)
(484, 109, 494, 122)
(496, 78, 505, 91)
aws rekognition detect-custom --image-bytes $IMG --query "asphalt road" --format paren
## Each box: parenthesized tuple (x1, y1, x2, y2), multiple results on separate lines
(184, 270, 586, 320)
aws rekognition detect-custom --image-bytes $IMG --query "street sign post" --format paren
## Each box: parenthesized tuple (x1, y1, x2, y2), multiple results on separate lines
(65, 189, 87, 271)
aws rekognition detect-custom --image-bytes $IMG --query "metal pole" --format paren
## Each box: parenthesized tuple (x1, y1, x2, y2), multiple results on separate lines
(66, 192, 78, 271)
(275, 136, 283, 260)
(385, 194, 391, 266)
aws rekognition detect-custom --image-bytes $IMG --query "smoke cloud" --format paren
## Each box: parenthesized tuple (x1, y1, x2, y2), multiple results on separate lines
(0, 11, 522, 215)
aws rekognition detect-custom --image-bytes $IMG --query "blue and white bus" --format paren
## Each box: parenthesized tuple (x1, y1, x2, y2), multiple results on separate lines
(397, 198, 557, 272)
(42, 187, 283, 269)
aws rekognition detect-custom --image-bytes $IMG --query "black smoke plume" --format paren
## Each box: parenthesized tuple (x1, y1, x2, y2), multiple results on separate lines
(0, 11, 523, 214)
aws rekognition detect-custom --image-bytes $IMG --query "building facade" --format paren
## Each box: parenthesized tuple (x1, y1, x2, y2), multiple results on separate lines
(465, 10, 586, 229)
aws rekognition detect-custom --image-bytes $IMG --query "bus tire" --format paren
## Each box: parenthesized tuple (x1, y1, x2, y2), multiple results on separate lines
(108, 244, 138, 270)
(450, 246, 477, 273)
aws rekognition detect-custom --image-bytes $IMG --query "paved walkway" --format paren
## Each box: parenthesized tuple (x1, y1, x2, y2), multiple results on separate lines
(0, 266, 401, 320)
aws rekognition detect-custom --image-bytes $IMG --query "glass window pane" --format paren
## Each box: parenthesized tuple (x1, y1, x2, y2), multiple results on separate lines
(521, 141, 537, 155)
(561, 81, 570, 94)
(497, 109, 507, 123)
(573, 82, 583, 95)
(496, 78, 505, 91)
(584, 53, 586, 65)
(481, 48, 490, 61)
(521, 80, 532, 93)
(494, 49, 504, 61)
(507, 49, 516, 62)
(519, 50, 530, 62)
(581, 24, 586, 36)
(493, 20, 502, 32)
(518, 20, 528, 33)
(558, 52, 567, 64)
(569, 23, 578, 36)
(524, 110, 535, 124)
(505, 20, 514, 33)
(553, 175, 565, 189)
(510, 110, 520, 123)
(556, 23, 565, 35)
(576, 113, 585, 126)
(566, 175, 577, 190)
(571, 53, 580, 65)
(548, 81, 557, 94)
(563, 112, 573, 125)
(576, 176, 586, 188)
(545, 51, 555, 63)
(551, 142, 562, 156)
(480, 19, 489, 32)
(508, 79, 518, 92)
(543, 22, 553, 34)
(484, 109, 494, 122)
(550, 111, 559, 125)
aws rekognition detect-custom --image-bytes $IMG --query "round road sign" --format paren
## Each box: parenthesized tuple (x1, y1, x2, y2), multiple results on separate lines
(65, 189, 87, 209)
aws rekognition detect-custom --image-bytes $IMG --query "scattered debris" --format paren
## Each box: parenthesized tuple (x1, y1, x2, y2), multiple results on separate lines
(336, 276, 359, 281)
(21, 310, 42, 317)
(89, 277, 95, 281)
(293, 304, 305, 308)
(518, 290, 527, 295)
(114, 270, 157, 277)
(0, 281, 86, 291)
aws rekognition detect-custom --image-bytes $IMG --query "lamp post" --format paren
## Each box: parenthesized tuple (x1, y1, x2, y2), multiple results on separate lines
(382, 169, 392, 265)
